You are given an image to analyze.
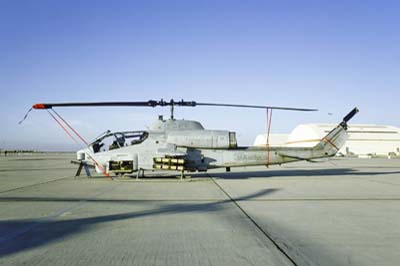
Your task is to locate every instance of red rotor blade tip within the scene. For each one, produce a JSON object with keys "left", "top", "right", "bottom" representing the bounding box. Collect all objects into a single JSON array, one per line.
[{"left": 32, "top": 103, "right": 48, "bottom": 109}]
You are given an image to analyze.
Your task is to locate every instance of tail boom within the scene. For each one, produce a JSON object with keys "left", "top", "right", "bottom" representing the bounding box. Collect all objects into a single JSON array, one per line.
[{"left": 279, "top": 107, "right": 359, "bottom": 161}]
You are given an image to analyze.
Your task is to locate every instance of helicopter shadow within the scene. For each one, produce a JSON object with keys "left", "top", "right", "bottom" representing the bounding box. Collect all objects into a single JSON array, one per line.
[
  {"left": 0, "top": 188, "right": 278, "bottom": 257},
  {"left": 196, "top": 168, "right": 400, "bottom": 179},
  {"left": 87, "top": 167, "right": 400, "bottom": 181}
]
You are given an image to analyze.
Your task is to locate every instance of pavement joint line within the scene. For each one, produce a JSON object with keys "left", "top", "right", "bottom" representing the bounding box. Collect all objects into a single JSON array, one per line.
[
  {"left": 350, "top": 176, "right": 400, "bottom": 186},
  {"left": 240, "top": 198, "right": 400, "bottom": 201},
  {"left": 208, "top": 175, "right": 298, "bottom": 266},
  {"left": 1, "top": 197, "right": 399, "bottom": 203},
  {"left": 0, "top": 167, "right": 74, "bottom": 172},
  {"left": 0, "top": 183, "right": 121, "bottom": 245},
  {"left": 0, "top": 176, "right": 75, "bottom": 194},
  {"left": 0, "top": 198, "right": 226, "bottom": 202}
]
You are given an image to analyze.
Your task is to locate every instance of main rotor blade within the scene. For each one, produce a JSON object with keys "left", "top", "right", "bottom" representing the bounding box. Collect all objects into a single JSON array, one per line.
[
  {"left": 196, "top": 102, "right": 317, "bottom": 112},
  {"left": 32, "top": 101, "right": 159, "bottom": 109},
  {"left": 32, "top": 99, "right": 317, "bottom": 112}
]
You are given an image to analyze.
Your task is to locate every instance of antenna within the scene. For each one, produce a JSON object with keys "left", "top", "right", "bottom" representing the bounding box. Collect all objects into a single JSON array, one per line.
[{"left": 170, "top": 102, "right": 175, "bottom": 120}]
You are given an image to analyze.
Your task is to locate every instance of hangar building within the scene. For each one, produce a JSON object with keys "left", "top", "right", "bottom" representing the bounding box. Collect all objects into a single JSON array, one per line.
[{"left": 253, "top": 124, "right": 400, "bottom": 157}]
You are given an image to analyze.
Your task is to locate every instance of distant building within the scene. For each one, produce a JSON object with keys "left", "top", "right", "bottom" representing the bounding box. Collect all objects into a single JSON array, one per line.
[{"left": 253, "top": 124, "right": 400, "bottom": 157}]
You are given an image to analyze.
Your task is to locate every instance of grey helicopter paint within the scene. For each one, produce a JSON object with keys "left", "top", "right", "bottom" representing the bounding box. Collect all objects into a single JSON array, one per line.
[{"left": 22, "top": 100, "right": 358, "bottom": 176}]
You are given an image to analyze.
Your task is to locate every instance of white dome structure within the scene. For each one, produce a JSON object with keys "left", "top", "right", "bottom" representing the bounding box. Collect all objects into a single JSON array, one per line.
[
  {"left": 253, "top": 124, "right": 400, "bottom": 157},
  {"left": 285, "top": 124, "right": 325, "bottom": 148}
]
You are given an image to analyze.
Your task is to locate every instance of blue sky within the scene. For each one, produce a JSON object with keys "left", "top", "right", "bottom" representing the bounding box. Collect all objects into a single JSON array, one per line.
[{"left": 1, "top": 0, "right": 399, "bottom": 150}]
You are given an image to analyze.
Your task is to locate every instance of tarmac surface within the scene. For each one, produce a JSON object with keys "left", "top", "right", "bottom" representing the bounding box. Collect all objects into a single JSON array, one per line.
[{"left": 0, "top": 153, "right": 399, "bottom": 266}]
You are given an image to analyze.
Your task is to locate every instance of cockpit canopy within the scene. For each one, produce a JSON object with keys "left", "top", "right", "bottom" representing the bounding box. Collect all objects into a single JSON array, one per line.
[{"left": 90, "top": 131, "right": 148, "bottom": 153}]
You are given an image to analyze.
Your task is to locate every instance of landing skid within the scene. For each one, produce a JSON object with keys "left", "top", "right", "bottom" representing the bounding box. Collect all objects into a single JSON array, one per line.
[{"left": 135, "top": 168, "right": 187, "bottom": 180}]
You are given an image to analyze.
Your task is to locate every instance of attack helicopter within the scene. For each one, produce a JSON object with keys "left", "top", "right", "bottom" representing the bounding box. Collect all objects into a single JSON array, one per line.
[{"left": 26, "top": 100, "right": 358, "bottom": 178}]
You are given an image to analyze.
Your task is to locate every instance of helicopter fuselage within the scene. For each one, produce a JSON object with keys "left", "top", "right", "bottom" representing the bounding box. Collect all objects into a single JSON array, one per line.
[{"left": 77, "top": 117, "right": 349, "bottom": 175}]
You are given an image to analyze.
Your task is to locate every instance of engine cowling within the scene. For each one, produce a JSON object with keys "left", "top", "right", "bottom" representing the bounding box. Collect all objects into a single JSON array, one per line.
[{"left": 166, "top": 130, "right": 237, "bottom": 149}]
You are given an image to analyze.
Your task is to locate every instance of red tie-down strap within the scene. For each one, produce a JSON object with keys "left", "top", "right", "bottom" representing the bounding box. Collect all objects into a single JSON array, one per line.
[{"left": 266, "top": 108, "right": 272, "bottom": 167}]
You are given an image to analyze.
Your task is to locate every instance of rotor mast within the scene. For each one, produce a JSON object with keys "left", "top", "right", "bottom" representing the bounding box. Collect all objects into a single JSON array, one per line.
[{"left": 159, "top": 99, "right": 182, "bottom": 120}]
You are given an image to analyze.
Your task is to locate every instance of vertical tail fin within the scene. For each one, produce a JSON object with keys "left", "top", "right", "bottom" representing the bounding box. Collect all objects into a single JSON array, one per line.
[{"left": 314, "top": 107, "right": 359, "bottom": 156}]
